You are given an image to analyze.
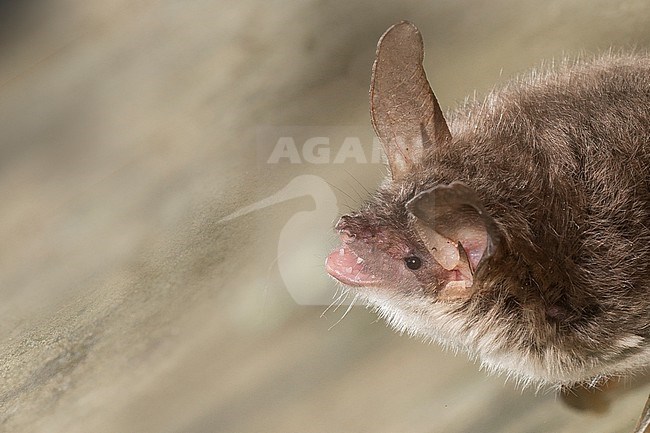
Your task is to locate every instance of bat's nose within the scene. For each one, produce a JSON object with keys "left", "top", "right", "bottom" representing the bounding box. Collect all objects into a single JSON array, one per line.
[
  {"left": 335, "top": 215, "right": 356, "bottom": 243},
  {"left": 335, "top": 213, "right": 378, "bottom": 243},
  {"left": 334, "top": 215, "right": 351, "bottom": 231}
]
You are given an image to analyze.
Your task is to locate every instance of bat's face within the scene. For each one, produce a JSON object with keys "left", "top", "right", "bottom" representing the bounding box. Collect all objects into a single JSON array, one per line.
[
  {"left": 326, "top": 204, "right": 438, "bottom": 335},
  {"left": 326, "top": 181, "right": 492, "bottom": 290},
  {"left": 326, "top": 212, "right": 423, "bottom": 291},
  {"left": 325, "top": 201, "right": 459, "bottom": 339},
  {"left": 325, "top": 174, "right": 498, "bottom": 337}
]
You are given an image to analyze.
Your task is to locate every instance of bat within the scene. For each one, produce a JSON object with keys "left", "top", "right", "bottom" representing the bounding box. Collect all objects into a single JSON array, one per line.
[{"left": 326, "top": 21, "right": 650, "bottom": 432}]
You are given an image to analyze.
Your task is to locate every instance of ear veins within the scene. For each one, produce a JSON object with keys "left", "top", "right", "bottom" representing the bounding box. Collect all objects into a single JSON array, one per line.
[{"left": 369, "top": 20, "right": 451, "bottom": 180}]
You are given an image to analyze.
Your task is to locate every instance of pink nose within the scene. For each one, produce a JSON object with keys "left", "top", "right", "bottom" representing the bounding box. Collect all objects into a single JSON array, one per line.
[
  {"left": 335, "top": 214, "right": 378, "bottom": 243},
  {"left": 334, "top": 215, "right": 352, "bottom": 232},
  {"left": 334, "top": 215, "right": 357, "bottom": 243}
]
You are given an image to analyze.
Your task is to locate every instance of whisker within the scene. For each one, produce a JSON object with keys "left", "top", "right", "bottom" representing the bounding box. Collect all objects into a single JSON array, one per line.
[
  {"left": 344, "top": 180, "right": 364, "bottom": 203},
  {"left": 321, "top": 287, "right": 347, "bottom": 318},
  {"left": 328, "top": 294, "right": 359, "bottom": 330},
  {"left": 344, "top": 168, "right": 372, "bottom": 196},
  {"left": 325, "top": 181, "right": 358, "bottom": 206},
  {"left": 331, "top": 289, "right": 350, "bottom": 313}
]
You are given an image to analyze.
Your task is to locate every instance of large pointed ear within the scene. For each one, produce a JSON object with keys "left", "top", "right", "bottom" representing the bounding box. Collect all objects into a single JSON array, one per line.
[
  {"left": 406, "top": 182, "right": 499, "bottom": 301},
  {"left": 370, "top": 21, "right": 451, "bottom": 180}
]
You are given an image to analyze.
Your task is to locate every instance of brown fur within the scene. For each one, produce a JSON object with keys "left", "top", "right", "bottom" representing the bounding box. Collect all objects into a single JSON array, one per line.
[
  {"left": 402, "top": 53, "right": 647, "bottom": 382},
  {"left": 329, "top": 39, "right": 650, "bottom": 387}
]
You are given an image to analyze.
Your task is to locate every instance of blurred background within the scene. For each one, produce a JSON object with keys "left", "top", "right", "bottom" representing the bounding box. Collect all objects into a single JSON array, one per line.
[{"left": 0, "top": 0, "right": 649, "bottom": 432}]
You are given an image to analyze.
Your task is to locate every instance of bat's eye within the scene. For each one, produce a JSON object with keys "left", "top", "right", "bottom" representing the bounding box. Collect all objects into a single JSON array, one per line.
[{"left": 404, "top": 256, "right": 422, "bottom": 270}]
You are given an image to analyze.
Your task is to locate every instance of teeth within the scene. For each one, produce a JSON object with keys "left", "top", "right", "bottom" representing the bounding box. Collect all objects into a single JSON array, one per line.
[{"left": 356, "top": 257, "right": 364, "bottom": 264}]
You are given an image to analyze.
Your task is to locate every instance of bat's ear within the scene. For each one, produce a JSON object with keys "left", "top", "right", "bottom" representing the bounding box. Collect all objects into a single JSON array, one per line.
[
  {"left": 370, "top": 21, "right": 451, "bottom": 180},
  {"left": 406, "top": 182, "right": 499, "bottom": 301}
]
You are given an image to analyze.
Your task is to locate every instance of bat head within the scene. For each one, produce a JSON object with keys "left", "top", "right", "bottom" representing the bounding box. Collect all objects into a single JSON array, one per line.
[{"left": 326, "top": 21, "right": 500, "bottom": 334}]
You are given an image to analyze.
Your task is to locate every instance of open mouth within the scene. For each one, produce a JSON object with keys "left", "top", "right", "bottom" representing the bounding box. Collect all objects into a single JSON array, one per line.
[{"left": 325, "top": 244, "right": 381, "bottom": 287}]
